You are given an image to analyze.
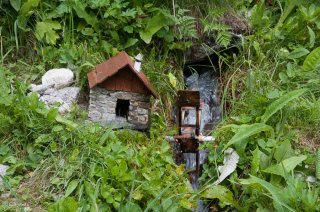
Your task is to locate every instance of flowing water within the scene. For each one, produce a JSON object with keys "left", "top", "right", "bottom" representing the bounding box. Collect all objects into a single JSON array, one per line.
[{"left": 182, "top": 67, "right": 220, "bottom": 211}]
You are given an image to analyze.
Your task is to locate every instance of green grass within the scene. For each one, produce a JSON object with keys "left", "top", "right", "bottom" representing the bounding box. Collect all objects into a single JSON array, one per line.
[{"left": 1, "top": 0, "right": 320, "bottom": 211}]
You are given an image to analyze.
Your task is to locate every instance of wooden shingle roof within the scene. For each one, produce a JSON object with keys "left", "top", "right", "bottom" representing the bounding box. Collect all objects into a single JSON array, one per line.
[{"left": 87, "top": 51, "right": 157, "bottom": 98}]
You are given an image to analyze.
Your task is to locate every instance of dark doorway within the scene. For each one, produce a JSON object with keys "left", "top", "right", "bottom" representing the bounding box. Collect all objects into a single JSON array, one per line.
[{"left": 116, "top": 99, "right": 129, "bottom": 118}]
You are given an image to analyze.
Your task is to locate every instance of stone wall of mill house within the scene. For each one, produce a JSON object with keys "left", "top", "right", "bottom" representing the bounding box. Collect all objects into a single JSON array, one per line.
[{"left": 88, "top": 87, "right": 150, "bottom": 129}]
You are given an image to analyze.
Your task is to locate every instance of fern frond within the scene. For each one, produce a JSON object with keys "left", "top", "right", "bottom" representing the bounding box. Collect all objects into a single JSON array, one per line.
[
  {"left": 175, "top": 8, "right": 198, "bottom": 40},
  {"left": 208, "top": 7, "right": 227, "bottom": 19},
  {"left": 203, "top": 21, "right": 230, "bottom": 33},
  {"left": 216, "top": 31, "right": 232, "bottom": 47}
]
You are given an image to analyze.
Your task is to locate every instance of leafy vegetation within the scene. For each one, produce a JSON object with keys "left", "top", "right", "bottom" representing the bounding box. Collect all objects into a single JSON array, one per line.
[
  {"left": 0, "top": 68, "right": 194, "bottom": 210},
  {"left": 1, "top": 0, "right": 320, "bottom": 211},
  {"left": 200, "top": 0, "right": 320, "bottom": 210}
]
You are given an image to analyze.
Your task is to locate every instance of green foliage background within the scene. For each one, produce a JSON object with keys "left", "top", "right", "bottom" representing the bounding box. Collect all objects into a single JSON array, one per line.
[{"left": 1, "top": 0, "right": 320, "bottom": 211}]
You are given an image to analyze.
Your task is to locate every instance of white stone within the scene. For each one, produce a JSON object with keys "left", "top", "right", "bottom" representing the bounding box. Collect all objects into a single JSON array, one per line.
[
  {"left": 0, "top": 164, "right": 9, "bottom": 184},
  {"left": 306, "top": 176, "right": 317, "bottom": 183},
  {"left": 42, "top": 68, "right": 74, "bottom": 89}
]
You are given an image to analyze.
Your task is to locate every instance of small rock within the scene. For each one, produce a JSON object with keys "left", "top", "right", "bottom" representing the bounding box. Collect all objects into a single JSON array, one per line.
[
  {"left": 42, "top": 68, "right": 74, "bottom": 89},
  {"left": 1, "top": 193, "right": 10, "bottom": 198},
  {"left": 306, "top": 175, "right": 317, "bottom": 183},
  {"left": 40, "top": 95, "right": 64, "bottom": 105},
  {"left": 40, "top": 87, "right": 80, "bottom": 113},
  {"left": 30, "top": 83, "right": 54, "bottom": 93},
  {"left": 44, "top": 88, "right": 57, "bottom": 95},
  {"left": 0, "top": 164, "right": 9, "bottom": 183}
]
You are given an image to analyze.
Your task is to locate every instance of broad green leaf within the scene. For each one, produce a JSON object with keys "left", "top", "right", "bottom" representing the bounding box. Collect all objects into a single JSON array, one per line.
[
  {"left": 168, "top": 73, "right": 177, "bottom": 88},
  {"left": 279, "top": 72, "right": 289, "bottom": 83},
  {"left": 110, "top": 31, "right": 120, "bottom": 43},
  {"left": 124, "top": 26, "right": 133, "bottom": 33},
  {"left": 16, "top": 15, "right": 28, "bottom": 30},
  {"left": 64, "top": 180, "right": 79, "bottom": 197},
  {"left": 287, "top": 48, "right": 309, "bottom": 59},
  {"left": 224, "top": 123, "right": 274, "bottom": 149},
  {"left": 84, "top": 181, "right": 96, "bottom": 204},
  {"left": 47, "top": 108, "right": 58, "bottom": 122},
  {"left": 139, "top": 12, "right": 174, "bottom": 44},
  {"left": 179, "top": 199, "right": 194, "bottom": 210},
  {"left": 121, "top": 8, "right": 137, "bottom": 18},
  {"left": 48, "top": 3, "right": 70, "bottom": 18},
  {"left": 240, "top": 175, "right": 294, "bottom": 211},
  {"left": 55, "top": 115, "right": 78, "bottom": 130},
  {"left": 81, "top": 28, "right": 95, "bottom": 36},
  {"left": 266, "top": 89, "right": 282, "bottom": 99},
  {"left": 69, "top": 148, "right": 79, "bottom": 161},
  {"left": 19, "top": 0, "right": 40, "bottom": 15},
  {"left": 201, "top": 185, "right": 239, "bottom": 208},
  {"left": 0, "top": 69, "right": 13, "bottom": 106},
  {"left": 132, "top": 190, "right": 143, "bottom": 200},
  {"left": 274, "top": 140, "right": 294, "bottom": 162},
  {"left": 261, "top": 89, "right": 307, "bottom": 123},
  {"left": 251, "top": 147, "right": 260, "bottom": 175},
  {"left": 50, "top": 142, "right": 57, "bottom": 152},
  {"left": 35, "top": 21, "right": 61, "bottom": 44},
  {"left": 263, "top": 155, "right": 307, "bottom": 177},
  {"left": 72, "top": 2, "right": 97, "bottom": 27},
  {"left": 250, "top": 1, "right": 266, "bottom": 27},
  {"left": 120, "top": 202, "right": 142, "bottom": 212},
  {"left": 253, "top": 41, "right": 262, "bottom": 57},
  {"left": 308, "top": 26, "right": 315, "bottom": 48},
  {"left": 48, "top": 197, "right": 78, "bottom": 212},
  {"left": 260, "top": 150, "right": 271, "bottom": 170},
  {"left": 277, "top": 0, "right": 299, "bottom": 26},
  {"left": 286, "top": 63, "right": 295, "bottom": 78},
  {"left": 303, "top": 47, "right": 320, "bottom": 71},
  {"left": 10, "top": 0, "right": 21, "bottom": 11},
  {"left": 123, "top": 38, "right": 138, "bottom": 49}
]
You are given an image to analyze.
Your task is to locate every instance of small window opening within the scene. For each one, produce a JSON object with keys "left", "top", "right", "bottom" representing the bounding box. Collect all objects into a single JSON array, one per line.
[{"left": 116, "top": 99, "right": 130, "bottom": 118}]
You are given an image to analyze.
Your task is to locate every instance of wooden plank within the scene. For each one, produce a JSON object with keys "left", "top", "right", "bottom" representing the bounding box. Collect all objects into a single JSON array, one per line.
[
  {"left": 177, "top": 90, "right": 200, "bottom": 107},
  {"left": 178, "top": 107, "right": 182, "bottom": 134},
  {"left": 180, "top": 124, "right": 197, "bottom": 128},
  {"left": 102, "top": 78, "right": 116, "bottom": 90},
  {"left": 100, "top": 67, "right": 149, "bottom": 94},
  {"left": 179, "top": 138, "right": 199, "bottom": 153}
]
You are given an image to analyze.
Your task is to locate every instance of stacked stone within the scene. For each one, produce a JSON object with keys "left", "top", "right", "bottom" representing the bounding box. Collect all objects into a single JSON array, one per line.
[
  {"left": 88, "top": 87, "right": 150, "bottom": 129},
  {"left": 30, "top": 68, "right": 80, "bottom": 113}
]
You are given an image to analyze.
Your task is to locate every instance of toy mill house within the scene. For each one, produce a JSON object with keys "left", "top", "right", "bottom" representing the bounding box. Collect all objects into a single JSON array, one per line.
[{"left": 87, "top": 51, "right": 157, "bottom": 130}]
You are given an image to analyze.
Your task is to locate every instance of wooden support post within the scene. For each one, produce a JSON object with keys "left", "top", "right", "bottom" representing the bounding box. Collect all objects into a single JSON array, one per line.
[
  {"left": 195, "top": 107, "right": 200, "bottom": 136},
  {"left": 196, "top": 150, "right": 200, "bottom": 176},
  {"left": 178, "top": 107, "right": 182, "bottom": 135}
]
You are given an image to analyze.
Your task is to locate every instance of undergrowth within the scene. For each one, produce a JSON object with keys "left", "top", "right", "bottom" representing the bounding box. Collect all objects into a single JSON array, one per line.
[
  {"left": 199, "top": 0, "right": 320, "bottom": 210},
  {"left": 0, "top": 67, "right": 194, "bottom": 210},
  {"left": 1, "top": 0, "right": 320, "bottom": 211}
]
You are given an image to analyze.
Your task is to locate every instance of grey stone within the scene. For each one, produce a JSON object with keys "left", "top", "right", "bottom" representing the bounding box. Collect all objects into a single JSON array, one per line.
[
  {"left": 30, "top": 83, "right": 54, "bottom": 94},
  {"left": 185, "top": 71, "right": 220, "bottom": 132},
  {"left": 88, "top": 87, "right": 151, "bottom": 129},
  {"left": 0, "top": 164, "right": 9, "bottom": 184},
  {"left": 138, "top": 101, "right": 150, "bottom": 109},
  {"left": 30, "top": 69, "right": 79, "bottom": 114},
  {"left": 40, "top": 87, "right": 80, "bottom": 113}
]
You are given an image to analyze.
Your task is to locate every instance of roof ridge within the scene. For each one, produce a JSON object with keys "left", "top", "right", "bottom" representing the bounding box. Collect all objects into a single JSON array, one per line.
[{"left": 87, "top": 51, "right": 157, "bottom": 98}]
